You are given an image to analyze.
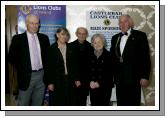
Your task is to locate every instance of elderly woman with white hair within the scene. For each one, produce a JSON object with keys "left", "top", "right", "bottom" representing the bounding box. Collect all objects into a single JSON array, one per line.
[{"left": 89, "top": 34, "right": 114, "bottom": 106}]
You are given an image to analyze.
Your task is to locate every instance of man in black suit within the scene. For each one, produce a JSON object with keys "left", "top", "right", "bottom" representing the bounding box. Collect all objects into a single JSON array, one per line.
[
  {"left": 110, "top": 14, "right": 151, "bottom": 106},
  {"left": 8, "top": 14, "right": 50, "bottom": 105},
  {"left": 70, "top": 27, "right": 93, "bottom": 105}
]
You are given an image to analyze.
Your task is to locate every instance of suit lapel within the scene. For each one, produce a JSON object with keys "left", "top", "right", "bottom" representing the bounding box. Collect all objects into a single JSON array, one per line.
[
  {"left": 115, "top": 35, "right": 122, "bottom": 58},
  {"left": 66, "top": 44, "right": 71, "bottom": 72},
  {"left": 23, "top": 32, "right": 32, "bottom": 70},
  {"left": 122, "top": 30, "right": 135, "bottom": 58}
]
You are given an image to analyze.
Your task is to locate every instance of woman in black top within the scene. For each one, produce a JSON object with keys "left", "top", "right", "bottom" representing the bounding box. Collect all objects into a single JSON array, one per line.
[
  {"left": 89, "top": 34, "right": 114, "bottom": 106},
  {"left": 46, "top": 28, "right": 78, "bottom": 105}
]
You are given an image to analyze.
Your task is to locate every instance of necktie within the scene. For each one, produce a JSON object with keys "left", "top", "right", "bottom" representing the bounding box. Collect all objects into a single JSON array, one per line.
[
  {"left": 122, "top": 32, "right": 128, "bottom": 36},
  {"left": 31, "top": 34, "right": 41, "bottom": 70}
]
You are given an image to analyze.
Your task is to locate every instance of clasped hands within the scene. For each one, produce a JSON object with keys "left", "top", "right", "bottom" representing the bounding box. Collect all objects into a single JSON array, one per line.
[
  {"left": 75, "top": 81, "right": 100, "bottom": 89},
  {"left": 90, "top": 81, "right": 100, "bottom": 89}
]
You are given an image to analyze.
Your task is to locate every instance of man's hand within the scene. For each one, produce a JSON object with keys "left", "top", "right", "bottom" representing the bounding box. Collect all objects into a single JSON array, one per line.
[
  {"left": 48, "top": 84, "right": 54, "bottom": 91},
  {"left": 140, "top": 78, "right": 149, "bottom": 87},
  {"left": 75, "top": 81, "right": 81, "bottom": 87}
]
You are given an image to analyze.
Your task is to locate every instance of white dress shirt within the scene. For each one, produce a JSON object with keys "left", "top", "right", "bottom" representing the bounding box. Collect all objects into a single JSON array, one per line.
[{"left": 120, "top": 28, "right": 131, "bottom": 55}]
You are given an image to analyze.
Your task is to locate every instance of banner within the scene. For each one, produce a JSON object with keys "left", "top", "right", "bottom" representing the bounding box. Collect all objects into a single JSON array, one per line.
[
  {"left": 86, "top": 10, "right": 122, "bottom": 51},
  {"left": 17, "top": 5, "right": 66, "bottom": 44}
]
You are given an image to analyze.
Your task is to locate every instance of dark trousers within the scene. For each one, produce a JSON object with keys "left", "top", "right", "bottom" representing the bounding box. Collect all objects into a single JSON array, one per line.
[
  {"left": 90, "top": 87, "right": 111, "bottom": 106},
  {"left": 116, "top": 84, "right": 141, "bottom": 106},
  {"left": 49, "top": 75, "right": 77, "bottom": 106},
  {"left": 76, "top": 87, "right": 89, "bottom": 106}
]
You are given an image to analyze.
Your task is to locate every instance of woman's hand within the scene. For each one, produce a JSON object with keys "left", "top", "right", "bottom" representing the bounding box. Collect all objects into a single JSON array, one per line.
[{"left": 90, "top": 81, "right": 100, "bottom": 89}]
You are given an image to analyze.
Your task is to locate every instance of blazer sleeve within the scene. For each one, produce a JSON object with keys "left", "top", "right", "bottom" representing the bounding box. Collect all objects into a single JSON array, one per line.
[
  {"left": 137, "top": 32, "right": 151, "bottom": 80},
  {"left": 70, "top": 44, "right": 79, "bottom": 81},
  {"left": 8, "top": 35, "right": 19, "bottom": 67},
  {"left": 110, "top": 35, "right": 119, "bottom": 76},
  {"left": 45, "top": 45, "right": 56, "bottom": 85},
  {"left": 103, "top": 52, "right": 114, "bottom": 88}
]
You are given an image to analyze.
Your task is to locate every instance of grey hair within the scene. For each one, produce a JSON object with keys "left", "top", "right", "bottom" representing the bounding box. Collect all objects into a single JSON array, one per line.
[
  {"left": 119, "top": 14, "right": 134, "bottom": 28},
  {"left": 76, "top": 27, "right": 88, "bottom": 35},
  {"left": 91, "top": 33, "right": 106, "bottom": 46},
  {"left": 25, "top": 14, "right": 40, "bottom": 24}
]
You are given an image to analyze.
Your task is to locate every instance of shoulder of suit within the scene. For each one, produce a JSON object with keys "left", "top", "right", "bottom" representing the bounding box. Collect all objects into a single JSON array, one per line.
[
  {"left": 70, "top": 39, "right": 78, "bottom": 44},
  {"left": 103, "top": 48, "right": 110, "bottom": 54},
  {"left": 15, "top": 32, "right": 26, "bottom": 37},
  {"left": 37, "top": 33, "right": 49, "bottom": 38},
  {"left": 111, "top": 33, "right": 120, "bottom": 43},
  {"left": 85, "top": 40, "right": 91, "bottom": 44},
  {"left": 67, "top": 42, "right": 75, "bottom": 49},
  {"left": 12, "top": 34, "right": 20, "bottom": 39},
  {"left": 69, "top": 40, "right": 78, "bottom": 47},
  {"left": 50, "top": 42, "right": 58, "bottom": 49},
  {"left": 112, "top": 33, "right": 120, "bottom": 38},
  {"left": 132, "top": 29, "right": 146, "bottom": 35},
  {"left": 12, "top": 32, "right": 26, "bottom": 42},
  {"left": 69, "top": 40, "right": 77, "bottom": 48}
]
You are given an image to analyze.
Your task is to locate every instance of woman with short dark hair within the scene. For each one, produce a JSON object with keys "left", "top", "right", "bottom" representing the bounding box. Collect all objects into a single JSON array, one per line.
[{"left": 46, "top": 27, "right": 78, "bottom": 106}]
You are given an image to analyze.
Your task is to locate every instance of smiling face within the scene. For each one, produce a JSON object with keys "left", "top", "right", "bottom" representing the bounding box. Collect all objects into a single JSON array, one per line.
[
  {"left": 119, "top": 15, "right": 131, "bottom": 33},
  {"left": 57, "top": 30, "right": 69, "bottom": 44},
  {"left": 92, "top": 37, "right": 104, "bottom": 51}
]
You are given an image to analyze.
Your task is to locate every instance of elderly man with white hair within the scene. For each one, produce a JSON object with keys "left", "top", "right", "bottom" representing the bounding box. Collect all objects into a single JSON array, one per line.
[
  {"left": 110, "top": 14, "right": 151, "bottom": 106},
  {"left": 8, "top": 14, "right": 50, "bottom": 106}
]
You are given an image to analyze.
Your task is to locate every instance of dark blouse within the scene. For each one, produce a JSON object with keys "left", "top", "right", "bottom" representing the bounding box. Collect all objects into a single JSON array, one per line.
[{"left": 89, "top": 48, "right": 114, "bottom": 89}]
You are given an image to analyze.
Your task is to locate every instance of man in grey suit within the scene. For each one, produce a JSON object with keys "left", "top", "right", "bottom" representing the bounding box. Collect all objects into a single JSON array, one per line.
[{"left": 8, "top": 14, "right": 50, "bottom": 105}]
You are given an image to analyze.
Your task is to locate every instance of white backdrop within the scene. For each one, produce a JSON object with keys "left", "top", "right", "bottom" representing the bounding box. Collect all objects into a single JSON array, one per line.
[
  {"left": 66, "top": 5, "right": 120, "bottom": 102},
  {"left": 66, "top": 5, "right": 147, "bottom": 104}
]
